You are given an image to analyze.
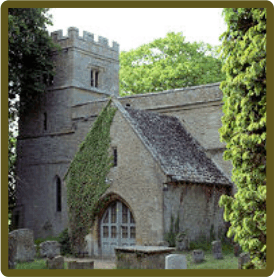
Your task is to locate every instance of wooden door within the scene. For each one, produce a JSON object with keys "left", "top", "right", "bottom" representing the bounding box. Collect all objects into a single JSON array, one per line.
[{"left": 100, "top": 201, "right": 136, "bottom": 256}]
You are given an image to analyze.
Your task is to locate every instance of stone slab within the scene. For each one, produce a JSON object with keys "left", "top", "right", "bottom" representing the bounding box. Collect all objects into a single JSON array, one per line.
[
  {"left": 9, "top": 229, "right": 35, "bottom": 262},
  {"left": 67, "top": 260, "right": 94, "bottom": 269},
  {"left": 40, "top": 240, "right": 61, "bottom": 258},
  {"left": 47, "top": 255, "right": 64, "bottom": 269},
  {"left": 165, "top": 254, "right": 187, "bottom": 269}
]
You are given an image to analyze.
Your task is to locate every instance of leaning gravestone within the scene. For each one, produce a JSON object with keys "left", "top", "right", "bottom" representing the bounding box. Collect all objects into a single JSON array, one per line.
[
  {"left": 165, "top": 254, "right": 187, "bottom": 269},
  {"left": 9, "top": 229, "right": 35, "bottom": 262},
  {"left": 8, "top": 233, "right": 17, "bottom": 269},
  {"left": 238, "top": 253, "right": 250, "bottom": 269},
  {"left": 47, "top": 255, "right": 64, "bottom": 269},
  {"left": 192, "top": 250, "right": 204, "bottom": 263},
  {"left": 212, "top": 240, "right": 223, "bottom": 259},
  {"left": 40, "top": 241, "right": 61, "bottom": 258}
]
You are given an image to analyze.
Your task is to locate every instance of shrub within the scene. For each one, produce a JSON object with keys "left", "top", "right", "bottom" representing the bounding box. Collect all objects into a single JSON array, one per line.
[{"left": 57, "top": 228, "right": 72, "bottom": 256}]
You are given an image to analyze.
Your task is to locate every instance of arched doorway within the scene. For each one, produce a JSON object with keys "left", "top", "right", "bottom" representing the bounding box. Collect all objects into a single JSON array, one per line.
[{"left": 100, "top": 200, "right": 136, "bottom": 256}]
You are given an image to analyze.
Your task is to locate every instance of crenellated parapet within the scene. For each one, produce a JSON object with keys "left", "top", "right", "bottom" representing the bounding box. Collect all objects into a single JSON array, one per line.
[{"left": 51, "top": 27, "right": 119, "bottom": 59}]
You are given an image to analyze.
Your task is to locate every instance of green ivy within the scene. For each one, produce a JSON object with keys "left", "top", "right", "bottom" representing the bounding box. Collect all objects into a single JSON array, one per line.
[
  {"left": 65, "top": 99, "right": 117, "bottom": 252},
  {"left": 218, "top": 8, "right": 266, "bottom": 269}
]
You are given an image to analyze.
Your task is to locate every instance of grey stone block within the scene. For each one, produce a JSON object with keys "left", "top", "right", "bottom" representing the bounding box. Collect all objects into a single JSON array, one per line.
[
  {"left": 192, "top": 249, "right": 204, "bottom": 263},
  {"left": 47, "top": 255, "right": 64, "bottom": 269},
  {"left": 165, "top": 254, "right": 187, "bottom": 269},
  {"left": 9, "top": 229, "right": 35, "bottom": 262},
  {"left": 238, "top": 252, "right": 250, "bottom": 269},
  {"left": 40, "top": 241, "right": 60, "bottom": 258},
  {"left": 67, "top": 260, "right": 94, "bottom": 269}
]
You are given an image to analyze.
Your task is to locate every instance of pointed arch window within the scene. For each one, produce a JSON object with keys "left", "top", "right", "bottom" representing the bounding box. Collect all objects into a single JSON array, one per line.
[{"left": 56, "top": 176, "right": 62, "bottom": 212}]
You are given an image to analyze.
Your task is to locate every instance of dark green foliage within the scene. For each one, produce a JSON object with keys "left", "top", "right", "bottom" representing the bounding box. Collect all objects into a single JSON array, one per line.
[
  {"left": 119, "top": 32, "right": 225, "bottom": 95},
  {"left": 218, "top": 8, "right": 266, "bottom": 269},
  {"left": 65, "top": 100, "right": 117, "bottom": 252},
  {"left": 8, "top": 8, "right": 58, "bottom": 112},
  {"left": 57, "top": 228, "right": 72, "bottom": 256},
  {"left": 8, "top": 8, "right": 58, "bottom": 226}
]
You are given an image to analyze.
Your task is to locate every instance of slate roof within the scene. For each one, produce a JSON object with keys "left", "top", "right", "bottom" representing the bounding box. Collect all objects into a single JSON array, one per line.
[{"left": 124, "top": 108, "right": 231, "bottom": 186}]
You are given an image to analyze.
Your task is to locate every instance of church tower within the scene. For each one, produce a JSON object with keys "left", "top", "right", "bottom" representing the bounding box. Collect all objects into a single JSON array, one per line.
[{"left": 14, "top": 27, "right": 119, "bottom": 238}]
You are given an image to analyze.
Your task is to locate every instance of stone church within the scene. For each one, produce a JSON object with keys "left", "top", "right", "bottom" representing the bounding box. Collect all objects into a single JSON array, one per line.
[{"left": 14, "top": 27, "right": 233, "bottom": 257}]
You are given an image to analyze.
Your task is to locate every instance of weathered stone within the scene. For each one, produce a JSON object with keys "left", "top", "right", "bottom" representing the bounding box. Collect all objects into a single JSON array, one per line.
[
  {"left": 176, "top": 233, "right": 190, "bottom": 251},
  {"left": 212, "top": 240, "right": 223, "bottom": 259},
  {"left": 165, "top": 254, "right": 187, "bottom": 269},
  {"left": 192, "top": 249, "right": 204, "bottom": 263},
  {"left": 40, "top": 241, "right": 60, "bottom": 258},
  {"left": 238, "top": 252, "right": 250, "bottom": 269},
  {"left": 115, "top": 246, "right": 175, "bottom": 269},
  {"left": 8, "top": 233, "right": 17, "bottom": 269},
  {"left": 47, "top": 255, "right": 64, "bottom": 269},
  {"left": 9, "top": 229, "right": 35, "bottom": 262},
  {"left": 67, "top": 260, "right": 94, "bottom": 269}
]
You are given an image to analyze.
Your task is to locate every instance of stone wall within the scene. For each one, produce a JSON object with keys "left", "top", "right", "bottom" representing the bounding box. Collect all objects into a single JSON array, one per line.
[
  {"left": 86, "top": 108, "right": 166, "bottom": 255},
  {"left": 163, "top": 182, "right": 231, "bottom": 242}
]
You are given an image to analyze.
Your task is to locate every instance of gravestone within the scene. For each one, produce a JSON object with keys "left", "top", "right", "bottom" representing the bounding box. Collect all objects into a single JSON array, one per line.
[
  {"left": 8, "top": 233, "right": 17, "bottom": 269},
  {"left": 165, "top": 254, "right": 187, "bottom": 269},
  {"left": 192, "top": 249, "right": 204, "bottom": 263},
  {"left": 40, "top": 241, "right": 61, "bottom": 258},
  {"left": 47, "top": 255, "right": 64, "bottom": 269},
  {"left": 9, "top": 229, "right": 35, "bottom": 262},
  {"left": 238, "top": 253, "right": 250, "bottom": 269},
  {"left": 176, "top": 233, "right": 190, "bottom": 251},
  {"left": 67, "top": 260, "right": 94, "bottom": 269},
  {"left": 212, "top": 240, "right": 223, "bottom": 259}
]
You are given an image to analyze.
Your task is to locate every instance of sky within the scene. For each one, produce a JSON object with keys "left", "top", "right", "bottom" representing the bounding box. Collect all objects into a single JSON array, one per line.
[{"left": 47, "top": 8, "right": 227, "bottom": 52}]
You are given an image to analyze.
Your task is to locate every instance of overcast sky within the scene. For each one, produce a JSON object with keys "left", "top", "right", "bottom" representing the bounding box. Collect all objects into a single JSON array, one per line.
[{"left": 47, "top": 8, "right": 227, "bottom": 52}]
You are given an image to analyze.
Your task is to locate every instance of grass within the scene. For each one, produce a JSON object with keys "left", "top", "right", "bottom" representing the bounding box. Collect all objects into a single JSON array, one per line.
[
  {"left": 16, "top": 259, "right": 70, "bottom": 269},
  {"left": 182, "top": 250, "right": 238, "bottom": 269},
  {"left": 15, "top": 243, "right": 238, "bottom": 269},
  {"left": 15, "top": 259, "right": 48, "bottom": 269}
]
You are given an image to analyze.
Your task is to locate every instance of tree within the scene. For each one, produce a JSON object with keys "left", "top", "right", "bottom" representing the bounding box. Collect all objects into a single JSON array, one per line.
[
  {"left": 119, "top": 32, "right": 225, "bottom": 95},
  {"left": 218, "top": 8, "right": 266, "bottom": 269},
  {"left": 8, "top": 8, "right": 57, "bottom": 223}
]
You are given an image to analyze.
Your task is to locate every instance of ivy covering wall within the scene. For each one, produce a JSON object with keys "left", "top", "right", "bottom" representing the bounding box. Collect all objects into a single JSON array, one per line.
[{"left": 65, "top": 99, "right": 117, "bottom": 252}]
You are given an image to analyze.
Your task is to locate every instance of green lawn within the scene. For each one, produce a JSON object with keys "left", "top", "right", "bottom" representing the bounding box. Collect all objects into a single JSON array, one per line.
[
  {"left": 184, "top": 251, "right": 238, "bottom": 269},
  {"left": 15, "top": 251, "right": 238, "bottom": 269}
]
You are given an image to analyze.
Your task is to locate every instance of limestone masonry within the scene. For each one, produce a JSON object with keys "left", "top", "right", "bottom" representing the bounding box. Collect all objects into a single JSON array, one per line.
[{"left": 15, "top": 27, "right": 233, "bottom": 257}]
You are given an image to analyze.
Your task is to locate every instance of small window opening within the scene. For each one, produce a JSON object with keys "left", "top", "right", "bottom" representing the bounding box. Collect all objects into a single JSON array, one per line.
[
  {"left": 113, "top": 148, "right": 117, "bottom": 167},
  {"left": 43, "top": 112, "right": 47, "bottom": 131},
  {"left": 125, "top": 103, "right": 131, "bottom": 107},
  {"left": 91, "top": 70, "right": 99, "bottom": 88},
  {"left": 56, "top": 176, "right": 62, "bottom": 212}
]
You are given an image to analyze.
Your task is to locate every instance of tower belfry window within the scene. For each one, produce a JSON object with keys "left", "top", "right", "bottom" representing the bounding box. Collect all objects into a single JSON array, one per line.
[{"left": 91, "top": 70, "right": 99, "bottom": 88}]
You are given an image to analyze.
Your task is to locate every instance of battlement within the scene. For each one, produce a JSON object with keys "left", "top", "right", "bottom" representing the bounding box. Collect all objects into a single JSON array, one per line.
[{"left": 51, "top": 27, "right": 119, "bottom": 56}]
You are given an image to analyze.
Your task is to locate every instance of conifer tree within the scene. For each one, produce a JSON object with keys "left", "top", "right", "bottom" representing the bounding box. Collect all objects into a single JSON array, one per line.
[{"left": 219, "top": 8, "right": 266, "bottom": 269}]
